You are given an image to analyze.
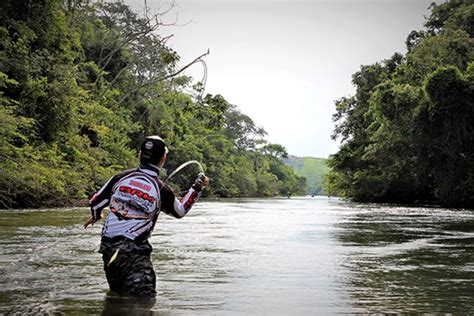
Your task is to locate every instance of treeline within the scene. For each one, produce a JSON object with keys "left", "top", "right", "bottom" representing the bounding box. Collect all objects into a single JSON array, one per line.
[
  {"left": 0, "top": 0, "right": 306, "bottom": 208},
  {"left": 324, "top": 0, "right": 474, "bottom": 208}
]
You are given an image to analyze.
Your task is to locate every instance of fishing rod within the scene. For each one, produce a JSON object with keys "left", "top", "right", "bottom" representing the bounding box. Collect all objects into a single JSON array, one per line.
[{"left": 165, "top": 160, "right": 205, "bottom": 183}]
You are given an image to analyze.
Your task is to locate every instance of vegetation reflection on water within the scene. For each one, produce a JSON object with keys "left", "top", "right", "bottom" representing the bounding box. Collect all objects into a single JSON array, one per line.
[{"left": 0, "top": 198, "right": 473, "bottom": 314}]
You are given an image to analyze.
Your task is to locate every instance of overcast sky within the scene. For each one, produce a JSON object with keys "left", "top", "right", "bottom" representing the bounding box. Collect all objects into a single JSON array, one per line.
[{"left": 128, "top": 0, "right": 438, "bottom": 158}]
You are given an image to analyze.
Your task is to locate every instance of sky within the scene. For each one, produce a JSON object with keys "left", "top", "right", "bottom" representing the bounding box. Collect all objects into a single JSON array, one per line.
[{"left": 127, "top": 0, "right": 437, "bottom": 158}]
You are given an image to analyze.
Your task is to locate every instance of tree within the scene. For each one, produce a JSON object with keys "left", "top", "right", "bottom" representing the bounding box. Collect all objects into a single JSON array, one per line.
[
  {"left": 261, "top": 143, "right": 288, "bottom": 159},
  {"left": 325, "top": 0, "right": 474, "bottom": 208}
]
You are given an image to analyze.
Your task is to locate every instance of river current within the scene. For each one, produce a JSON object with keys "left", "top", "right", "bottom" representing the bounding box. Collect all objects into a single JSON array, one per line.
[{"left": 0, "top": 197, "right": 473, "bottom": 314}]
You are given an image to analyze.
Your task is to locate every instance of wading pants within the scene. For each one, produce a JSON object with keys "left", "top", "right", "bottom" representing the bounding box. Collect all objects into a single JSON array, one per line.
[{"left": 99, "top": 236, "right": 156, "bottom": 297}]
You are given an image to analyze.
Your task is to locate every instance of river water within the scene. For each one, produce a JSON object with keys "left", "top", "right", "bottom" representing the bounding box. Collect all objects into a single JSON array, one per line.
[{"left": 0, "top": 197, "right": 473, "bottom": 315}]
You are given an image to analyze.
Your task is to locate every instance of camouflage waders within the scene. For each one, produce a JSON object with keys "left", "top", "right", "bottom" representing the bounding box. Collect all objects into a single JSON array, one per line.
[{"left": 99, "top": 236, "right": 156, "bottom": 297}]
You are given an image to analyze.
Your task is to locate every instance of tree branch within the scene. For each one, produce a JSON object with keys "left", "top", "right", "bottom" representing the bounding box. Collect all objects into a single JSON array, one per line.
[{"left": 156, "top": 49, "right": 210, "bottom": 82}]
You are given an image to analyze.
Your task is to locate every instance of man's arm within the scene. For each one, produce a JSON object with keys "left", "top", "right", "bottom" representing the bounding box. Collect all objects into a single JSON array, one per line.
[
  {"left": 160, "top": 185, "right": 200, "bottom": 219},
  {"left": 160, "top": 174, "right": 209, "bottom": 219},
  {"left": 88, "top": 175, "right": 117, "bottom": 221}
]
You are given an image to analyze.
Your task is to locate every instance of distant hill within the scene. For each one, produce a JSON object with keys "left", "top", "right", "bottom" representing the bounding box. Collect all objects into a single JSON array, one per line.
[{"left": 282, "top": 156, "right": 330, "bottom": 195}]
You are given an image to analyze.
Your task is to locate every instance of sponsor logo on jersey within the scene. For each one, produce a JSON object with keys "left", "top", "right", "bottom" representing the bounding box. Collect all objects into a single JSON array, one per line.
[{"left": 119, "top": 185, "right": 156, "bottom": 203}]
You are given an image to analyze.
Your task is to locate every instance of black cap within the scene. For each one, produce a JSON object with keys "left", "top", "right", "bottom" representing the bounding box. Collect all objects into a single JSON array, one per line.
[{"left": 140, "top": 135, "right": 168, "bottom": 165}]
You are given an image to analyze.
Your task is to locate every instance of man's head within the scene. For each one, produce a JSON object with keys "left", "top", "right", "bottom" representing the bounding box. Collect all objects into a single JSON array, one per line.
[{"left": 139, "top": 135, "right": 169, "bottom": 167}]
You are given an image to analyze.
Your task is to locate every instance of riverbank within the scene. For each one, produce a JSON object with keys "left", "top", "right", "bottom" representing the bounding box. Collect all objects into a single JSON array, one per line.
[{"left": 0, "top": 194, "right": 315, "bottom": 210}]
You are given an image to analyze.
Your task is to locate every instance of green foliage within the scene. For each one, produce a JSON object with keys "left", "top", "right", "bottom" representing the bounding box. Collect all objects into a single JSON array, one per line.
[
  {"left": 326, "top": 0, "right": 474, "bottom": 208},
  {"left": 0, "top": 1, "right": 304, "bottom": 208},
  {"left": 425, "top": 0, "right": 474, "bottom": 36},
  {"left": 261, "top": 143, "right": 288, "bottom": 159}
]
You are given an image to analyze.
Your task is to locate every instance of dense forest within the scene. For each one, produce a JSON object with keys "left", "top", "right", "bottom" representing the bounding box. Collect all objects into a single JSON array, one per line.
[
  {"left": 283, "top": 156, "right": 329, "bottom": 196},
  {"left": 324, "top": 0, "right": 474, "bottom": 208},
  {"left": 0, "top": 0, "right": 306, "bottom": 208}
]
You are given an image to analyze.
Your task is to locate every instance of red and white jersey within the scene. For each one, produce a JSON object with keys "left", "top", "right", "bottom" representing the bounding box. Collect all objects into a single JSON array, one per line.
[{"left": 89, "top": 164, "right": 201, "bottom": 241}]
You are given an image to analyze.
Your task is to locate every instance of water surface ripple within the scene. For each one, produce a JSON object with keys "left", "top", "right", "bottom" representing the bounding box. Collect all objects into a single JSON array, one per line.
[{"left": 0, "top": 197, "right": 473, "bottom": 314}]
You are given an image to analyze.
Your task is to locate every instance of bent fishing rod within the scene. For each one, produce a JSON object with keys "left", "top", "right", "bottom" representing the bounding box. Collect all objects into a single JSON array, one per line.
[{"left": 165, "top": 160, "right": 205, "bottom": 183}]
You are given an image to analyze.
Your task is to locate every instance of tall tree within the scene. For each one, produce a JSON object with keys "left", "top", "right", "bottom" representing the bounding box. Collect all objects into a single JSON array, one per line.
[{"left": 325, "top": 0, "right": 474, "bottom": 208}]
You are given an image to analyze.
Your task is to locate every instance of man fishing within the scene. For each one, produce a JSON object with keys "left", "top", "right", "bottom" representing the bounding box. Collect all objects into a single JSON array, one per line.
[{"left": 85, "top": 135, "right": 209, "bottom": 297}]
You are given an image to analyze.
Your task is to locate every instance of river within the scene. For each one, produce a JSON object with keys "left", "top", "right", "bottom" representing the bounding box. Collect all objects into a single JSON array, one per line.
[{"left": 0, "top": 197, "right": 473, "bottom": 315}]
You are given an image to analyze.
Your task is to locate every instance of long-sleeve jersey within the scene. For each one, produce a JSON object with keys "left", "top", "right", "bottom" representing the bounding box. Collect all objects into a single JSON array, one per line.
[{"left": 89, "top": 164, "right": 201, "bottom": 241}]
